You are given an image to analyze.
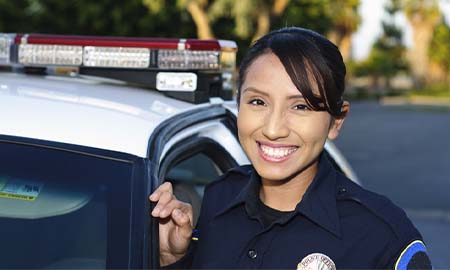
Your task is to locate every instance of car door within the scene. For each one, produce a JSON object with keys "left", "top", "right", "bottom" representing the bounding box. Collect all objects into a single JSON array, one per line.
[
  {"left": 144, "top": 104, "right": 248, "bottom": 268},
  {"left": 0, "top": 135, "right": 147, "bottom": 269}
]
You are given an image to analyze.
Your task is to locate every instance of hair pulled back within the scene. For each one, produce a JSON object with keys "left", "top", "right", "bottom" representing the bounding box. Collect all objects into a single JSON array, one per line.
[{"left": 237, "top": 27, "right": 346, "bottom": 118}]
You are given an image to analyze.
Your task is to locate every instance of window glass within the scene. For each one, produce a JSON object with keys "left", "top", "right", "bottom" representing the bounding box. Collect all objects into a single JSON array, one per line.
[
  {"left": 0, "top": 141, "right": 134, "bottom": 269},
  {"left": 166, "top": 153, "right": 223, "bottom": 226}
]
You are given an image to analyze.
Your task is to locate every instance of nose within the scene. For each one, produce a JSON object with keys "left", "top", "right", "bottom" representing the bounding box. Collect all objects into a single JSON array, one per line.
[{"left": 262, "top": 109, "right": 290, "bottom": 140}]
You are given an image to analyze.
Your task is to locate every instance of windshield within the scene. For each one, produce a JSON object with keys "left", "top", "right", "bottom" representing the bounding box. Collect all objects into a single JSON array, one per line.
[{"left": 0, "top": 140, "right": 135, "bottom": 269}]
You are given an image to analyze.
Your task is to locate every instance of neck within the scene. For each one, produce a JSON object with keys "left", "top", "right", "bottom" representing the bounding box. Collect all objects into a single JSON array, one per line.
[{"left": 259, "top": 160, "right": 319, "bottom": 211}]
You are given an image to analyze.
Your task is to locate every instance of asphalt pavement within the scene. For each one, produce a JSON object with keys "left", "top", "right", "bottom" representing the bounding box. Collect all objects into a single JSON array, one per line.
[{"left": 334, "top": 101, "right": 450, "bottom": 269}]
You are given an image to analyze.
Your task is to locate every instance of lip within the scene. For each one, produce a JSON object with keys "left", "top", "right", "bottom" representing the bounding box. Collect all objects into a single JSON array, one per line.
[
  {"left": 256, "top": 141, "right": 298, "bottom": 163},
  {"left": 257, "top": 141, "right": 298, "bottom": 148}
]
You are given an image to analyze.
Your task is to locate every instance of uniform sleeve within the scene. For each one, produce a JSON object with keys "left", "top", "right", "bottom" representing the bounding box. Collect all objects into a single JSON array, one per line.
[
  {"left": 383, "top": 239, "right": 433, "bottom": 270},
  {"left": 373, "top": 204, "right": 433, "bottom": 270}
]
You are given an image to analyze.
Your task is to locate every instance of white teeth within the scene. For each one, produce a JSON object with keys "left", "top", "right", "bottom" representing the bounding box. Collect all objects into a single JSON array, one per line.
[{"left": 260, "top": 144, "right": 297, "bottom": 158}]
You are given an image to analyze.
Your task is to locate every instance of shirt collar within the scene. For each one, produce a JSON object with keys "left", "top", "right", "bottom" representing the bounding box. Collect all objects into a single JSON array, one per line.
[{"left": 214, "top": 152, "right": 342, "bottom": 238}]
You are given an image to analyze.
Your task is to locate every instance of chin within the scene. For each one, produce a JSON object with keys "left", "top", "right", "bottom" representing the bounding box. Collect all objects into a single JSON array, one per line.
[{"left": 253, "top": 162, "right": 301, "bottom": 182}]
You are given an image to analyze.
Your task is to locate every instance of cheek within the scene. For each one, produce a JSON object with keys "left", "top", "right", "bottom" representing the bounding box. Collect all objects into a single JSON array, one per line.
[
  {"left": 289, "top": 115, "right": 330, "bottom": 143},
  {"left": 237, "top": 107, "right": 264, "bottom": 145}
]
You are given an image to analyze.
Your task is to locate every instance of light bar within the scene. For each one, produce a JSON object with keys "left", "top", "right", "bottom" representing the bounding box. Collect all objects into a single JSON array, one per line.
[
  {"left": 0, "top": 34, "right": 14, "bottom": 64},
  {"left": 1, "top": 34, "right": 231, "bottom": 71},
  {"left": 83, "top": 46, "right": 150, "bottom": 68},
  {"left": 18, "top": 44, "right": 83, "bottom": 66},
  {"left": 157, "top": 50, "right": 220, "bottom": 70}
]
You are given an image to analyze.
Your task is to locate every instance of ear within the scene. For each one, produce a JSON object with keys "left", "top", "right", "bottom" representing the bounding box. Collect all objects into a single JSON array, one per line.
[{"left": 327, "top": 101, "right": 350, "bottom": 140}]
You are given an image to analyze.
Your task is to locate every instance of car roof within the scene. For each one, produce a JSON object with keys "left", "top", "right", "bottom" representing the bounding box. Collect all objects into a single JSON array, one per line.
[{"left": 0, "top": 71, "right": 200, "bottom": 158}]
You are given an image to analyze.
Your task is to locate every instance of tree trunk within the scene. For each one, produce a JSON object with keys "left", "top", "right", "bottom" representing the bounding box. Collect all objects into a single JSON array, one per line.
[
  {"left": 408, "top": 22, "right": 435, "bottom": 87},
  {"left": 339, "top": 33, "right": 352, "bottom": 62},
  {"left": 252, "top": 6, "right": 270, "bottom": 42},
  {"left": 272, "top": 0, "right": 290, "bottom": 16},
  {"left": 327, "top": 30, "right": 352, "bottom": 62},
  {"left": 186, "top": 1, "right": 214, "bottom": 39}
]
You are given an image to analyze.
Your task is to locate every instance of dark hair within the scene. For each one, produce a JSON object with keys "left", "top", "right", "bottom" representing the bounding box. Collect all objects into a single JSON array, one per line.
[{"left": 237, "top": 27, "right": 346, "bottom": 117}]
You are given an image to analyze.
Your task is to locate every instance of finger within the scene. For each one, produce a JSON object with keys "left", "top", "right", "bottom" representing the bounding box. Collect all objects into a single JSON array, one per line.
[
  {"left": 159, "top": 199, "right": 185, "bottom": 218},
  {"left": 149, "top": 182, "right": 173, "bottom": 202},
  {"left": 172, "top": 209, "right": 193, "bottom": 239},
  {"left": 151, "top": 191, "right": 174, "bottom": 216}
]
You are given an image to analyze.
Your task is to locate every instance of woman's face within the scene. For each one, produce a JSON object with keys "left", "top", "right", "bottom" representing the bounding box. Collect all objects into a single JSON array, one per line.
[{"left": 237, "top": 52, "right": 347, "bottom": 182}]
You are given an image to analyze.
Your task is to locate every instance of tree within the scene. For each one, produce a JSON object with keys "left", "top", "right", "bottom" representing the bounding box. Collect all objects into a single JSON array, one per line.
[
  {"left": 402, "top": 0, "right": 441, "bottom": 87},
  {"left": 0, "top": 0, "right": 29, "bottom": 32},
  {"left": 429, "top": 19, "right": 450, "bottom": 90},
  {"left": 326, "top": 0, "right": 361, "bottom": 62},
  {"left": 355, "top": 0, "right": 408, "bottom": 93},
  {"left": 1, "top": 0, "right": 196, "bottom": 38},
  {"left": 144, "top": 0, "right": 290, "bottom": 41}
]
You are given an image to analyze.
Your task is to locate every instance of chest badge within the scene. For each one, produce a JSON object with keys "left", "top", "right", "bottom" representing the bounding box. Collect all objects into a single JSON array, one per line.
[{"left": 297, "top": 253, "right": 336, "bottom": 270}]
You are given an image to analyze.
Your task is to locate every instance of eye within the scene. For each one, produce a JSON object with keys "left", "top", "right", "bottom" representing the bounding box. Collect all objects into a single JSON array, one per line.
[
  {"left": 293, "top": 104, "right": 310, "bottom": 111},
  {"left": 248, "top": 99, "right": 266, "bottom": 106}
]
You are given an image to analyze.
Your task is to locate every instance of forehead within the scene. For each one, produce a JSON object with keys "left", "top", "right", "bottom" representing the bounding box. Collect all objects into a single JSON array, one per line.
[{"left": 242, "top": 53, "right": 300, "bottom": 94}]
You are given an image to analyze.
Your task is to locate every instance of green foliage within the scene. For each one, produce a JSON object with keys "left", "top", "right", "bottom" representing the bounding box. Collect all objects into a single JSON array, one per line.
[
  {"left": 326, "top": 0, "right": 361, "bottom": 32},
  {"left": 354, "top": 0, "right": 407, "bottom": 79},
  {"left": 402, "top": 0, "right": 441, "bottom": 21},
  {"left": 273, "top": 0, "right": 332, "bottom": 35},
  {"left": 429, "top": 20, "right": 450, "bottom": 72},
  {"left": 0, "top": 0, "right": 30, "bottom": 32},
  {"left": 0, "top": 0, "right": 196, "bottom": 38}
]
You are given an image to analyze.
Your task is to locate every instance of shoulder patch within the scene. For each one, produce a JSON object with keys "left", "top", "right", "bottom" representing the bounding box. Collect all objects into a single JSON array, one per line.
[{"left": 395, "top": 240, "right": 432, "bottom": 270}]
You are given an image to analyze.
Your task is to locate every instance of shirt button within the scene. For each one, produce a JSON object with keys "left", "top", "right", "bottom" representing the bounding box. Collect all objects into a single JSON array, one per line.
[
  {"left": 247, "top": 249, "right": 257, "bottom": 259},
  {"left": 338, "top": 187, "right": 347, "bottom": 195}
]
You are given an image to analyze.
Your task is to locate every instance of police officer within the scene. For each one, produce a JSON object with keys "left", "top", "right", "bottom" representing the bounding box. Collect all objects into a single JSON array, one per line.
[{"left": 150, "top": 27, "right": 432, "bottom": 269}]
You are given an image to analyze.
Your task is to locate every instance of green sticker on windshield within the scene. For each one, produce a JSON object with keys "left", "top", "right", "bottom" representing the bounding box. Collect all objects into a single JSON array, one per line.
[{"left": 0, "top": 177, "right": 43, "bottom": 201}]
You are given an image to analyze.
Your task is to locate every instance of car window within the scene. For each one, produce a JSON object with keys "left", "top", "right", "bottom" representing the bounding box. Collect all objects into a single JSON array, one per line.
[
  {"left": 161, "top": 133, "right": 241, "bottom": 227},
  {"left": 0, "top": 140, "right": 135, "bottom": 269},
  {"left": 166, "top": 152, "right": 222, "bottom": 226}
]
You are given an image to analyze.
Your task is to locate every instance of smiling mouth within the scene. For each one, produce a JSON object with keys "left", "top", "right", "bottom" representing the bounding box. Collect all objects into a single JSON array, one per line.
[{"left": 257, "top": 142, "right": 299, "bottom": 161}]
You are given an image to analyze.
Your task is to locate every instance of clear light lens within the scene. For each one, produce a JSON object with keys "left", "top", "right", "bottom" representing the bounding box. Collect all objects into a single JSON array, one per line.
[
  {"left": 158, "top": 50, "right": 220, "bottom": 70},
  {"left": 156, "top": 72, "right": 197, "bottom": 91},
  {"left": 83, "top": 46, "right": 150, "bottom": 68},
  {"left": 0, "top": 34, "right": 14, "bottom": 64},
  {"left": 18, "top": 44, "right": 83, "bottom": 66},
  {"left": 220, "top": 50, "right": 237, "bottom": 91}
]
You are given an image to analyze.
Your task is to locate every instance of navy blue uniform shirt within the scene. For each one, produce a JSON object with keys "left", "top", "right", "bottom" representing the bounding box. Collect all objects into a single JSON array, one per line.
[{"left": 167, "top": 153, "right": 432, "bottom": 269}]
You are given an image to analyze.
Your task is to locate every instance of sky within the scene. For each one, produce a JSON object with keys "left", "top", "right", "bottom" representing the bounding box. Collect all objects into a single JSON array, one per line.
[{"left": 352, "top": 0, "right": 450, "bottom": 60}]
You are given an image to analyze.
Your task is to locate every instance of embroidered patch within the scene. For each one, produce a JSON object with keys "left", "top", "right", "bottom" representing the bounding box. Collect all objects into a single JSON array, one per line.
[
  {"left": 297, "top": 253, "right": 336, "bottom": 270},
  {"left": 395, "top": 240, "right": 432, "bottom": 270}
]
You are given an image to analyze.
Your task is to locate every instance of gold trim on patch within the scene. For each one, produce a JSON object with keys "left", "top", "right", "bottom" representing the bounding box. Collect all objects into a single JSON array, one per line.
[{"left": 297, "top": 253, "right": 336, "bottom": 270}]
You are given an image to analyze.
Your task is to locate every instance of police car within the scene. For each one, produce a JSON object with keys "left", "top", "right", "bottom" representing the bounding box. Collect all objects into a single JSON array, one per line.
[{"left": 0, "top": 33, "right": 358, "bottom": 269}]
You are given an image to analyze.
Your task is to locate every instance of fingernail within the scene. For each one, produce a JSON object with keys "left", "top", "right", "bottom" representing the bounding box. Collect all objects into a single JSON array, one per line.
[
  {"left": 160, "top": 209, "right": 167, "bottom": 216},
  {"left": 173, "top": 209, "right": 181, "bottom": 217},
  {"left": 152, "top": 207, "right": 160, "bottom": 216},
  {"left": 149, "top": 194, "right": 157, "bottom": 200}
]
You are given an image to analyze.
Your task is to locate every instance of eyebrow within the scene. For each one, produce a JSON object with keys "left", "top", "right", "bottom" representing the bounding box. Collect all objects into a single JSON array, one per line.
[{"left": 242, "top": 87, "right": 304, "bottom": 100}]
